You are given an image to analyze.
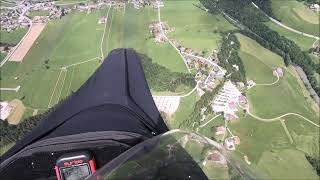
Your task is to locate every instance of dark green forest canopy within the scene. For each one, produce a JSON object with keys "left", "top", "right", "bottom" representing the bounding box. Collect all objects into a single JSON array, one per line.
[{"left": 139, "top": 53, "right": 196, "bottom": 92}]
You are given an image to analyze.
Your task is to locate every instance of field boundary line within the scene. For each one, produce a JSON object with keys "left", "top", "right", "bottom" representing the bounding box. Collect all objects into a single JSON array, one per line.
[
  {"left": 56, "top": 69, "right": 68, "bottom": 104},
  {"left": 48, "top": 70, "right": 63, "bottom": 108},
  {"left": 64, "top": 56, "right": 99, "bottom": 68},
  {"left": 280, "top": 119, "right": 294, "bottom": 144},
  {"left": 105, "top": 7, "right": 115, "bottom": 54},
  {"left": 67, "top": 65, "right": 75, "bottom": 95},
  {"left": 199, "top": 114, "right": 221, "bottom": 128},
  {"left": 100, "top": 6, "right": 111, "bottom": 59}
]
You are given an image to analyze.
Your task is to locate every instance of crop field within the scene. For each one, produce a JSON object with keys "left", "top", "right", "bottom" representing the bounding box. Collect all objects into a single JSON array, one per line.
[
  {"left": 0, "top": 28, "right": 28, "bottom": 45},
  {"left": 266, "top": 21, "right": 315, "bottom": 50},
  {"left": 161, "top": 0, "right": 236, "bottom": 57},
  {"left": 271, "top": 0, "right": 320, "bottom": 36},
  {"left": 29, "top": 10, "right": 50, "bottom": 17},
  {"left": 228, "top": 33, "right": 320, "bottom": 176}
]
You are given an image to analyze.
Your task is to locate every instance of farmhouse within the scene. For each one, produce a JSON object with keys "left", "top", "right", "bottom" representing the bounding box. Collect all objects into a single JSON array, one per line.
[
  {"left": 310, "top": 4, "right": 320, "bottom": 11},
  {"left": 273, "top": 67, "right": 284, "bottom": 77},
  {"left": 215, "top": 126, "right": 226, "bottom": 135},
  {"left": 224, "top": 137, "right": 235, "bottom": 150}
]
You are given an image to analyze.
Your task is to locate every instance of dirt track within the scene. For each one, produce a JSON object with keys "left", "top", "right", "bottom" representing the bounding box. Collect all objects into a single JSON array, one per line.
[{"left": 9, "top": 23, "right": 46, "bottom": 62}]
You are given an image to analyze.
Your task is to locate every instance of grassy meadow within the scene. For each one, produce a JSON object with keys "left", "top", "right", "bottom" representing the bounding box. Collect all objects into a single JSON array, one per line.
[
  {"left": 0, "top": 28, "right": 28, "bottom": 45},
  {"left": 161, "top": 0, "right": 236, "bottom": 56},
  {"left": 271, "top": 0, "right": 319, "bottom": 36},
  {"left": 227, "top": 33, "right": 320, "bottom": 177}
]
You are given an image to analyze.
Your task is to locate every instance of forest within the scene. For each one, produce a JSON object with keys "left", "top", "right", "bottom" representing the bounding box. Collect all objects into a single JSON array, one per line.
[
  {"left": 218, "top": 32, "right": 247, "bottom": 83},
  {"left": 139, "top": 53, "right": 196, "bottom": 92}
]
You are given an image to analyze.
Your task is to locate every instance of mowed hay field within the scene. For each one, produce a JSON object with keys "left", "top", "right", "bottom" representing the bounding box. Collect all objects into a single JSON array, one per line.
[
  {"left": 161, "top": 0, "right": 236, "bottom": 57},
  {"left": 226, "top": 33, "right": 320, "bottom": 178},
  {"left": 271, "top": 0, "right": 320, "bottom": 36}
]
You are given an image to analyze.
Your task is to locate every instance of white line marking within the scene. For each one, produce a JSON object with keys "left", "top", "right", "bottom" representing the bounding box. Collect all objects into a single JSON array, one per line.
[
  {"left": 48, "top": 70, "right": 63, "bottom": 108},
  {"left": 56, "top": 69, "right": 68, "bottom": 104}
]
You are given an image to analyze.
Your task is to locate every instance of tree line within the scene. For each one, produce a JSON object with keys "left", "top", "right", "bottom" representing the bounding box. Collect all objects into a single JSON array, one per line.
[
  {"left": 0, "top": 107, "right": 55, "bottom": 147},
  {"left": 218, "top": 32, "right": 247, "bottom": 83},
  {"left": 179, "top": 81, "right": 224, "bottom": 130},
  {"left": 200, "top": 0, "right": 320, "bottom": 96},
  {"left": 139, "top": 53, "right": 196, "bottom": 92}
]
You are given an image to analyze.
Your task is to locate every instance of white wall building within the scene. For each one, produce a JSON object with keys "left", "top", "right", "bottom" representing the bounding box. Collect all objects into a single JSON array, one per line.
[{"left": 0, "top": 101, "right": 12, "bottom": 120}]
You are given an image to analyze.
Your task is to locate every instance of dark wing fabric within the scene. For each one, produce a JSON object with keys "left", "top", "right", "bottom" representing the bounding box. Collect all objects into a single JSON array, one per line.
[{"left": 1, "top": 48, "right": 168, "bottom": 161}]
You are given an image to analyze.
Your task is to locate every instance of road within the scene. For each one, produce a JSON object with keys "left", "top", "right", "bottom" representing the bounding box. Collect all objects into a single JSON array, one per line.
[
  {"left": 156, "top": 0, "right": 191, "bottom": 73},
  {"left": 239, "top": 95, "right": 320, "bottom": 128},
  {"left": 100, "top": 6, "right": 111, "bottom": 59},
  {"left": 0, "top": 86, "right": 21, "bottom": 92},
  {"left": 252, "top": 2, "right": 319, "bottom": 40},
  {"left": 199, "top": 114, "right": 221, "bottom": 128},
  {"left": 255, "top": 74, "right": 279, "bottom": 86},
  {"left": 181, "top": 52, "right": 226, "bottom": 74}
]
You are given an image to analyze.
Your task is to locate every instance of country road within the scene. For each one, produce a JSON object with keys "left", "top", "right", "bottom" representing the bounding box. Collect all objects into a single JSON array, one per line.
[
  {"left": 255, "top": 74, "right": 279, "bottom": 86},
  {"left": 156, "top": 0, "right": 191, "bottom": 73},
  {"left": 251, "top": 2, "right": 319, "bottom": 40}
]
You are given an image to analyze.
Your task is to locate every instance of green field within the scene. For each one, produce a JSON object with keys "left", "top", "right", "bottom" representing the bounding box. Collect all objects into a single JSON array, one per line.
[
  {"left": 266, "top": 21, "right": 316, "bottom": 50},
  {"left": 122, "top": 4, "right": 188, "bottom": 73},
  {"left": 237, "top": 33, "right": 318, "bottom": 123},
  {"left": 257, "top": 149, "right": 318, "bottom": 179},
  {"left": 29, "top": 10, "right": 50, "bottom": 17},
  {"left": 0, "top": 28, "right": 28, "bottom": 45},
  {"left": 0, "top": 9, "right": 108, "bottom": 109},
  {"left": 161, "top": 0, "right": 236, "bottom": 56},
  {"left": 170, "top": 91, "right": 198, "bottom": 128},
  {"left": 0, "top": 1, "right": 16, "bottom": 7},
  {"left": 0, "top": 52, "right": 6, "bottom": 63},
  {"left": 271, "top": 0, "right": 320, "bottom": 36},
  {"left": 228, "top": 33, "right": 320, "bottom": 177},
  {"left": 0, "top": 4, "right": 193, "bottom": 113}
]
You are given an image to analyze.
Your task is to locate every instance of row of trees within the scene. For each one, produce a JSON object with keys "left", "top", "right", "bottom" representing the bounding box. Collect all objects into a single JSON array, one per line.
[
  {"left": 218, "top": 32, "right": 247, "bottom": 83},
  {"left": 0, "top": 94, "right": 71, "bottom": 150},
  {"left": 252, "top": 0, "right": 275, "bottom": 18},
  {"left": 179, "top": 81, "right": 224, "bottom": 130},
  {"left": 306, "top": 155, "right": 320, "bottom": 176},
  {"left": 201, "top": 0, "right": 320, "bottom": 96},
  {"left": 0, "top": 108, "right": 54, "bottom": 146},
  {"left": 139, "top": 53, "right": 196, "bottom": 92}
]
